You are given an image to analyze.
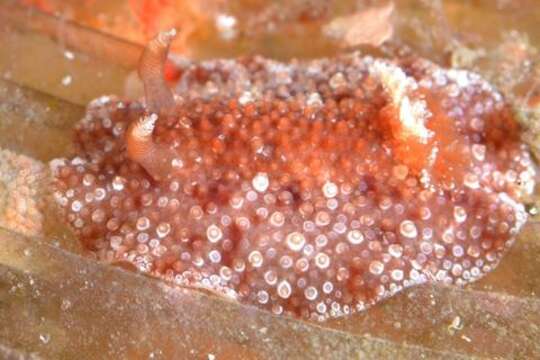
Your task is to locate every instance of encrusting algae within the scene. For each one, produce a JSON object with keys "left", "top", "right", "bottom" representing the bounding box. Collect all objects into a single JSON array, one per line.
[{"left": 0, "top": 148, "right": 48, "bottom": 237}]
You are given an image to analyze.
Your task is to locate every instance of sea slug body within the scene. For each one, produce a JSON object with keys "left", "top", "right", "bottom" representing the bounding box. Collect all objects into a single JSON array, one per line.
[{"left": 51, "top": 31, "right": 536, "bottom": 321}]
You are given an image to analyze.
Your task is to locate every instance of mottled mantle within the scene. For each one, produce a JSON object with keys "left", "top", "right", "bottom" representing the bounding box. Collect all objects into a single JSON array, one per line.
[{"left": 51, "top": 32, "right": 536, "bottom": 320}]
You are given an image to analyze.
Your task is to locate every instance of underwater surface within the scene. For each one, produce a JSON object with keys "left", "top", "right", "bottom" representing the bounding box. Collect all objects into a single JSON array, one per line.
[{"left": 0, "top": 0, "right": 539, "bottom": 358}]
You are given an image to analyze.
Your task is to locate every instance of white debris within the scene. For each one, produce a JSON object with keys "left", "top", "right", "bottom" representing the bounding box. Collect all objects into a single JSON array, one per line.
[
  {"left": 215, "top": 14, "right": 237, "bottom": 40},
  {"left": 61, "top": 75, "right": 72, "bottom": 86}
]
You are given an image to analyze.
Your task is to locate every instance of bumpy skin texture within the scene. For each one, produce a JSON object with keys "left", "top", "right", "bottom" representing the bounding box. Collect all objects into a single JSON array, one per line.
[{"left": 51, "top": 35, "right": 536, "bottom": 321}]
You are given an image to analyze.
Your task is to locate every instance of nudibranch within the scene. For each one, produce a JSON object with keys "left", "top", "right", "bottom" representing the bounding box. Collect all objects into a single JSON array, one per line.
[{"left": 51, "top": 30, "right": 536, "bottom": 320}]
